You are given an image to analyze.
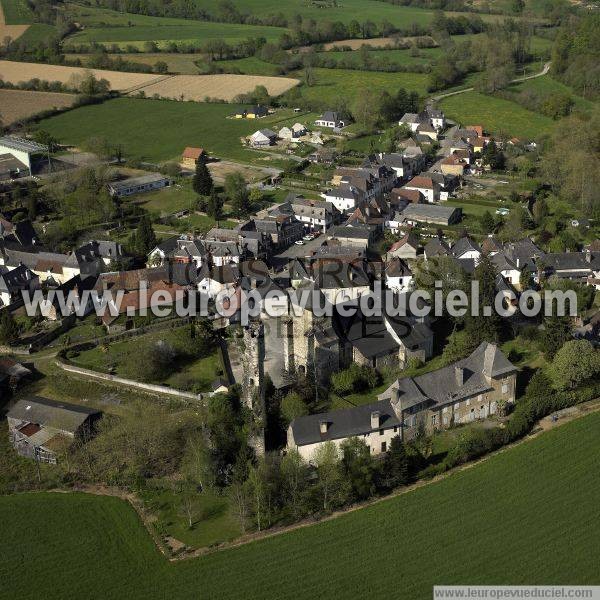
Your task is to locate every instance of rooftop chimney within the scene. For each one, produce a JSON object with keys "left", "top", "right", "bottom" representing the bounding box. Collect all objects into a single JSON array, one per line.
[
  {"left": 455, "top": 366, "right": 465, "bottom": 386},
  {"left": 371, "top": 411, "right": 380, "bottom": 430},
  {"left": 319, "top": 420, "right": 329, "bottom": 435}
]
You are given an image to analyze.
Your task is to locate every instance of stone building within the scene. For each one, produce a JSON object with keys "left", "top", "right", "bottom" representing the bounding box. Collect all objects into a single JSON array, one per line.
[
  {"left": 240, "top": 321, "right": 266, "bottom": 455},
  {"left": 287, "top": 342, "right": 516, "bottom": 460}
]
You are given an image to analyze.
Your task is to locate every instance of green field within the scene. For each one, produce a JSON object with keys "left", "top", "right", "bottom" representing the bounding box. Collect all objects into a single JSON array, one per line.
[
  {"left": 63, "top": 5, "right": 288, "bottom": 47},
  {"left": 35, "top": 99, "right": 304, "bottom": 164},
  {"left": 508, "top": 75, "right": 598, "bottom": 113},
  {"left": 440, "top": 89, "right": 555, "bottom": 138},
  {"left": 216, "top": 56, "right": 283, "bottom": 76},
  {"left": 0, "top": 0, "right": 33, "bottom": 24},
  {"left": 1, "top": 411, "right": 599, "bottom": 599},
  {"left": 320, "top": 46, "right": 440, "bottom": 67},
  {"left": 14, "top": 22, "right": 57, "bottom": 43},
  {"left": 295, "top": 67, "right": 430, "bottom": 106}
]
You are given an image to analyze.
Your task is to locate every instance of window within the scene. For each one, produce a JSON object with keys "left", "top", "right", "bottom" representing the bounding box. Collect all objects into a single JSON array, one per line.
[
  {"left": 431, "top": 414, "right": 437, "bottom": 426},
  {"left": 442, "top": 406, "right": 448, "bottom": 414},
  {"left": 443, "top": 416, "right": 449, "bottom": 426},
  {"left": 502, "top": 382, "right": 508, "bottom": 394},
  {"left": 454, "top": 402, "right": 460, "bottom": 411},
  {"left": 466, "top": 399, "right": 470, "bottom": 406},
  {"left": 381, "top": 442, "right": 387, "bottom": 453},
  {"left": 393, "top": 426, "right": 397, "bottom": 433},
  {"left": 379, "top": 429, "right": 384, "bottom": 436}
]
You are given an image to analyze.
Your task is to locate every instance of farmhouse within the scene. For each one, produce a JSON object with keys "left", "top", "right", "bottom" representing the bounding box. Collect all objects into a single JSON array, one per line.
[
  {"left": 181, "top": 147, "right": 206, "bottom": 168},
  {"left": 107, "top": 173, "right": 171, "bottom": 198},
  {"left": 7, "top": 397, "right": 102, "bottom": 465},
  {"left": 287, "top": 343, "right": 516, "bottom": 460}
]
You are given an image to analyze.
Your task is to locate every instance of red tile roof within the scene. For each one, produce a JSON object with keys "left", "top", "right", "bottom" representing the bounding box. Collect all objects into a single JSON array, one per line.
[{"left": 182, "top": 147, "right": 205, "bottom": 159}]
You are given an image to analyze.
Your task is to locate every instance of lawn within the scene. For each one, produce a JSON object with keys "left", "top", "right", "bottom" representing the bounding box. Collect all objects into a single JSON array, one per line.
[
  {"left": 0, "top": 0, "right": 33, "bottom": 24},
  {"left": 1, "top": 411, "right": 599, "bottom": 599},
  {"left": 71, "top": 325, "right": 224, "bottom": 392},
  {"left": 35, "top": 98, "right": 301, "bottom": 164},
  {"left": 439, "top": 90, "right": 555, "bottom": 138}
]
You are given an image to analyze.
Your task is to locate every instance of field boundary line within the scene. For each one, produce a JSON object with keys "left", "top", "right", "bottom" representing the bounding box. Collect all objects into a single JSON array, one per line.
[{"left": 122, "top": 74, "right": 175, "bottom": 95}]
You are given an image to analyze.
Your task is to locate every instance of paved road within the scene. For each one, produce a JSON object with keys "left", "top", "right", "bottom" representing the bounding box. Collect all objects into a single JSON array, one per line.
[{"left": 429, "top": 62, "right": 551, "bottom": 102}]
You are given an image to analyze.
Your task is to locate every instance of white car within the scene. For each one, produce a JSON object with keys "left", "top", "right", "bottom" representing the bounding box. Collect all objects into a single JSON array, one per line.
[
  {"left": 303, "top": 235, "right": 313, "bottom": 241},
  {"left": 295, "top": 240, "right": 305, "bottom": 245}
]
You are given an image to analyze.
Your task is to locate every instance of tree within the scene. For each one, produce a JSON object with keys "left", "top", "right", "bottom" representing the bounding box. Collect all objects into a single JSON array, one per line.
[
  {"left": 479, "top": 210, "right": 495, "bottom": 233},
  {"left": 153, "top": 61, "right": 169, "bottom": 74},
  {"left": 206, "top": 190, "right": 224, "bottom": 220},
  {"left": 280, "top": 391, "right": 309, "bottom": 425},
  {"left": 340, "top": 437, "right": 375, "bottom": 501},
  {"left": 130, "top": 215, "right": 157, "bottom": 256},
  {"left": 481, "top": 141, "right": 505, "bottom": 170},
  {"left": 541, "top": 314, "right": 572, "bottom": 359},
  {"left": 0, "top": 310, "right": 19, "bottom": 345},
  {"left": 380, "top": 435, "right": 409, "bottom": 490},
  {"left": 466, "top": 253, "right": 501, "bottom": 343},
  {"left": 351, "top": 87, "right": 382, "bottom": 131},
  {"left": 532, "top": 197, "right": 548, "bottom": 226},
  {"left": 280, "top": 449, "right": 309, "bottom": 519},
  {"left": 192, "top": 157, "right": 213, "bottom": 196},
  {"left": 312, "top": 441, "right": 348, "bottom": 512},
  {"left": 551, "top": 340, "right": 600, "bottom": 390},
  {"left": 224, "top": 172, "right": 250, "bottom": 218}
]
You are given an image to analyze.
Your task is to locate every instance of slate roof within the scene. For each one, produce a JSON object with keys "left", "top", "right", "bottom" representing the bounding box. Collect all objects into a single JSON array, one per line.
[
  {"left": 424, "top": 238, "right": 451, "bottom": 258},
  {"left": 385, "top": 257, "right": 412, "bottom": 277},
  {"left": 8, "top": 397, "right": 100, "bottom": 434},
  {"left": 452, "top": 236, "right": 481, "bottom": 258},
  {"left": 290, "top": 399, "right": 401, "bottom": 445},
  {"left": 543, "top": 252, "right": 600, "bottom": 273},
  {"left": 379, "top": 342, "right": 516, "bottom": 409}
]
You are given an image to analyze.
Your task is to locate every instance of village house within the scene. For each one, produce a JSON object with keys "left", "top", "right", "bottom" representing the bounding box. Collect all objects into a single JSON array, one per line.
[
  {"left": 323, "top": 184, "right": 363, "bottom": 213},
  {"left": 7, "top": 397, "right": 102, "bottom": 465},
  {"left": 287, "top": 342, "right": 516, "bottom": 460},
  {"left": 181, "top": 147, "right": 206, "bottom": 168},
  {"left": 270, "top": 194, "right": 340, "bottom": 233},
  {"left": 250, "top": 129, "right": 278, "bottom": 147},
  {"left": 328, "top": 224, "right": 376, "bottom": 251},
  {"left": 315, "top": 111, "right": 346, "bottom": 129},
  {"left": 452, "top": 236, "right": 482, "bottom": 262},
  {"left": 387, "top": 232, "right": 419, "bottom": 260},
  {"left": 0, "top": 264, "right": 39, "bottom": 307},
  {"left": 384, "top": 257, "right": 413, "bottom": 293},
  {"left": 403, "top": 175, "right": 439, "bottom": 203}
]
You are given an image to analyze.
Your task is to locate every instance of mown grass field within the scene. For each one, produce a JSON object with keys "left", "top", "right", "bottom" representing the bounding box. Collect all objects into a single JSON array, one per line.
[
  {"left": 35, "top": 98, "right": 302, "bottom": 164},
  {"left": 440, "top": 89, "right": 555, "bottom": 138},
  {"left": 1, "top": 411, "right": 599, "bottom": 599}
]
